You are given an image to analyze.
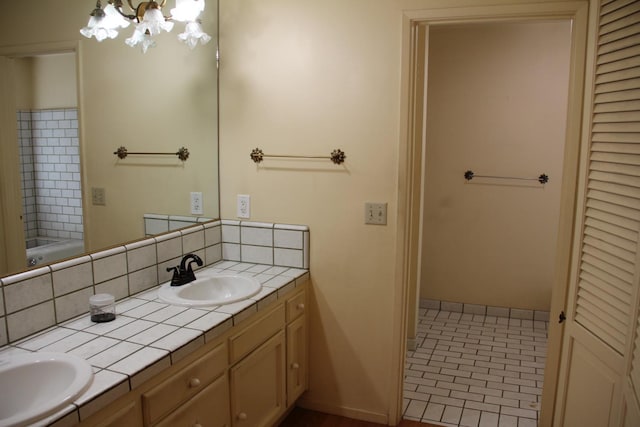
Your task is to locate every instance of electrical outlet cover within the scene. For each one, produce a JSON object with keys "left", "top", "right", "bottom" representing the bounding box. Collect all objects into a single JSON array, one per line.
[
  {"left": 237, "top": 194, "right": 250, "bottom": 218},
  {"left": 190, "top": 192, "right": 203, "bottom": 215}
]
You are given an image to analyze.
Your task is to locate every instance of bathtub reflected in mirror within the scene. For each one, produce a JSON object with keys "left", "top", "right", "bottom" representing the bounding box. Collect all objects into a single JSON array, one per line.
[{"left": 26, "top": 238, "right": 84, "bottom": 268}]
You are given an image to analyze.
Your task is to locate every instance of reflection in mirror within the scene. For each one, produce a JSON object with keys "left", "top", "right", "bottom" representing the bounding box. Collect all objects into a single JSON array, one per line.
[
  {"left": 0, "top": 1, "right": 219, "bottom": 276},
  {"left": 14, "top": 53, "right": 85, "bottom": 269}
]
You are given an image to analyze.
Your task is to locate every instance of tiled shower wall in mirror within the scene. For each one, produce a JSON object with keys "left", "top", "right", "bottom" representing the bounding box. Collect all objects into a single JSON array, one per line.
[{"left": 17, "top": 108, "right": 83, "bottom": 242}]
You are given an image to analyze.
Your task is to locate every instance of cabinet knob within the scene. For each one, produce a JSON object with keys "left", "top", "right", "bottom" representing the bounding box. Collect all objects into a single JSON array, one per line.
[
  {"left": 189, "top": 378, "right": 201, "bottom": 388},
  {"left": 297, "top": 303, "right": 305, "bottom": 310},
  {"left": 292, "top": 362, "right": 300, "bottom": 369},
  {"left": 237, "top": 412, "right": 248, "bottom": 420}
]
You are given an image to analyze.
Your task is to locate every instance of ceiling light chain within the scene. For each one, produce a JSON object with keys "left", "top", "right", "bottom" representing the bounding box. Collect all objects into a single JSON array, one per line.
[{"left": 80, "top": 0, "right": 211, "bottom": 53}]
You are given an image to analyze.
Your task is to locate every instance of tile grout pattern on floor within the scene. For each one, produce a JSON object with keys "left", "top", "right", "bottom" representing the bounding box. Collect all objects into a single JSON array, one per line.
[{"left": 403, "top": 309, "right": 548, "bottom": 427}]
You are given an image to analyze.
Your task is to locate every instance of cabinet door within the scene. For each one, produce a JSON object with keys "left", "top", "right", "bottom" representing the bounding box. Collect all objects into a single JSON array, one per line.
[
  {"left": 155, "top": 373, "right": 230, "bottom": 427},
  {"left": 230, "top": 331, "right": 286, "bottom": 427},
  {"left": 286, "top": 315, "right": 307, "bottom": 406}
]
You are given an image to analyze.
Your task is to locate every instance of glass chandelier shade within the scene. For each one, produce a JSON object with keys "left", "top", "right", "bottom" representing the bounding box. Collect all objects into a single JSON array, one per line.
[
  {"left": 80, "top": 14, "right": 118, "bottom": 42},
  {"left": 124, "top": 28, "right": 157, "bottom": 53},
  {"left": 104, "top": 4, "right": 131, "bottom": 30},
  {"left": 178, "top": 21, "right": 212, "bottom": 49},
  {"left": 170, "top": 0, "right": 205, "bottom": 22},
  {"left": 80, "top": 0, "right": 211, "bottom": 53}
]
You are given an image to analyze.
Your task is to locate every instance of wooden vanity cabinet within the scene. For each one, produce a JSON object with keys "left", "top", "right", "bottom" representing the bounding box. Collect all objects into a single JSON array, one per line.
[{"left": 76, "top": 282, "right": 308, "bottom": 427}]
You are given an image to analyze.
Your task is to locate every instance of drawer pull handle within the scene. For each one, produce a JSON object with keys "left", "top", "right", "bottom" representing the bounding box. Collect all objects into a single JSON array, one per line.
[
  {"left": 194, "top": 424, "right": 203, "bottom": 427},
  {"left": 292, "top": 362, "right": 300, "bottom": 369},
  {"left": 189, "top": 378, "right": 201, "bottom": 388},
  {"left": 297, "top": 303, "right": 305, "bottom": 310},
  {"left": 237, "top": 412, "right": 248, "bottom": 420}
]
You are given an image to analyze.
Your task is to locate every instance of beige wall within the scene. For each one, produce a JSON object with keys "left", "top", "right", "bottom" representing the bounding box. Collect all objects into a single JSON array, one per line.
[
  {"left": 219, "top": 1, "right": 401, "bottom": 418},
  {"left": 14, "top": 54, "right": 77, "bottom": 110},
  {"left": 0, "top": 0, "right": 219, "bottom": 257},
  {"left": 420, "top": 22, "right": 572, "bottom": 311},
  {"left": 219, "top": 0, "right": 580, "bottom": 422},
  {"left": 13, "top": 58, "right": 34, "bottom": 110}
]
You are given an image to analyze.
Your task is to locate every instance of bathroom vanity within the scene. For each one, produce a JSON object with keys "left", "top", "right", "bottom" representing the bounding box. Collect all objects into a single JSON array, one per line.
[
  {"left": 0, "top": 220, "right": 311, "bottom": 426},
  {"left": 77, "top": 280, "right": 307, "bottom": 427}
]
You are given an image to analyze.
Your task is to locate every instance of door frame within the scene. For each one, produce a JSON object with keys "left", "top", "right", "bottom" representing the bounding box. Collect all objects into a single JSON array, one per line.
[
  {"left": 392, "top": 1, "right": 594, "bottom": 425},
  {"left": 0, "top": 56, "right": 24, "bottom": 274}
]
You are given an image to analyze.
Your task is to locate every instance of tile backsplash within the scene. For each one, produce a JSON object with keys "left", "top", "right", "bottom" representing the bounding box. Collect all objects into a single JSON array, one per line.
[
  {"left": 420, "top": 298, "right": 550, "bottom": 321},
  {"left": 221, "top": 220, "right": 310, "bottom": 269},
  {"left": 143, "top": 213, "right": 213, "bottom": 236},
  {"left": 0, "top": 220, "right": 310, "bottom": 345}
]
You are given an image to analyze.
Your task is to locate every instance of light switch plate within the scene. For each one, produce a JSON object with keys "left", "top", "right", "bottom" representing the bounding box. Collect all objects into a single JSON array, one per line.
[
  {"left": 365, "top": 202, "right": 387, "bottom": 225},
  {"left": 92, "top": 187, "right": 106, "bottom": 206}
]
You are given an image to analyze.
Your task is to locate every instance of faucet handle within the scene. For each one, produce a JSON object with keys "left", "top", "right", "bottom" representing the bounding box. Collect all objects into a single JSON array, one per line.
[{"left": 166, "top": 266, "right": 183, "bottom": 286}]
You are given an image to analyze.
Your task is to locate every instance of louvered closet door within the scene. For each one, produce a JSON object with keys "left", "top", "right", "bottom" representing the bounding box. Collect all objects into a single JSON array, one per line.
[{"left": 554, "top": 1, "right": 640, "bottom": 426}]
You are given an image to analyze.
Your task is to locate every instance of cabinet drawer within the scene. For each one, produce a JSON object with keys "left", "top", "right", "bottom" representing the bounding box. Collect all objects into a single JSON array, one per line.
[
  {"left": 91, "top": 400, "right": 140, "bottom": 427},
  {"left": 286, "top": 289, "right": 306, "bottom": 322},
  {"left": 229, "top": 304, "right": 285, "bottom": 363},
  {"left": 155, "top": 373, "right": 230, "bottom": 427},
  {"left": 143, "top": 342, "right": 227, "bottom": 425}
]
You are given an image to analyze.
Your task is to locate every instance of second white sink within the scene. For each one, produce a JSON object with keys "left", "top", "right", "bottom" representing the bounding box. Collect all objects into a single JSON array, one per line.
[
  {"left": 0, "top": 352, "right": 93, "bottom": 427},
  {"left": 158, "top": 274, "right": 262, "bottom": 307}
]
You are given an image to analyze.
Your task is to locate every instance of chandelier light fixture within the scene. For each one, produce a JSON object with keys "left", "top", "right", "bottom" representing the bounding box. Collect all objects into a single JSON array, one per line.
[{"left": 80, "top": 0, "right": 211, "bottom": 53}]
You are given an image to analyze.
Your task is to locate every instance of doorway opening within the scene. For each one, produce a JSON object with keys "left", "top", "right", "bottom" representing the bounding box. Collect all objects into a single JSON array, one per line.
[
  {"left": 393, "top": 2, "right": 590, "bottom": 426},
  {"left": 403, "top": 20, "right": 571, "bottom": 426}
]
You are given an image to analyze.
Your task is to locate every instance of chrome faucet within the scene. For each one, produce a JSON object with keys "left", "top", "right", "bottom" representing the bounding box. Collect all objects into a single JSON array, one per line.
[{"left": 166, "top": 253, "right": 203, "bottom": 286}]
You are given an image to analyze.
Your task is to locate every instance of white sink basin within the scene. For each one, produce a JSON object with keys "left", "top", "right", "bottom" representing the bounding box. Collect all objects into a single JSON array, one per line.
[
  {"left": 158, "top": 274, "right": 262, "bottom": 307},
  {"left": 0, "top": 352, "right": 94, "bottom": 427}
]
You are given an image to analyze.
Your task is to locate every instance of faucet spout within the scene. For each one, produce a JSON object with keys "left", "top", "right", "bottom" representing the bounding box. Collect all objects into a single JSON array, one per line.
[{"left": 180, "top": 253, "right": 203, "bottom": 272}]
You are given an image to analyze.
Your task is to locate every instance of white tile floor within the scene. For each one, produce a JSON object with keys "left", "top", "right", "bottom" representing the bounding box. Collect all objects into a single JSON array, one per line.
[{"left": 403, "top": 308, "right": 548, "bottom": 427}]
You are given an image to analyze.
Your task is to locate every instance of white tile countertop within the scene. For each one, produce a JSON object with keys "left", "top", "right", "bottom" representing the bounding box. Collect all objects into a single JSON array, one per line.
[{"left": 0, "top": 261, "right": 309, "bottom": 427}]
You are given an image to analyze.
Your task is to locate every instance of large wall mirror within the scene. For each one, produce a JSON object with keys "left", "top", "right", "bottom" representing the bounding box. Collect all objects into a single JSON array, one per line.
[{"left": 0, "top": 1, "right": 219, "bottom": 276}]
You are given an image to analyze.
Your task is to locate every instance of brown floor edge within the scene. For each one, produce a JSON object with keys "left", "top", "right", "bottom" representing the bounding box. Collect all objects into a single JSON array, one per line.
[{"left": 278, "top": 407, "right": 439, "bottom": 427}]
